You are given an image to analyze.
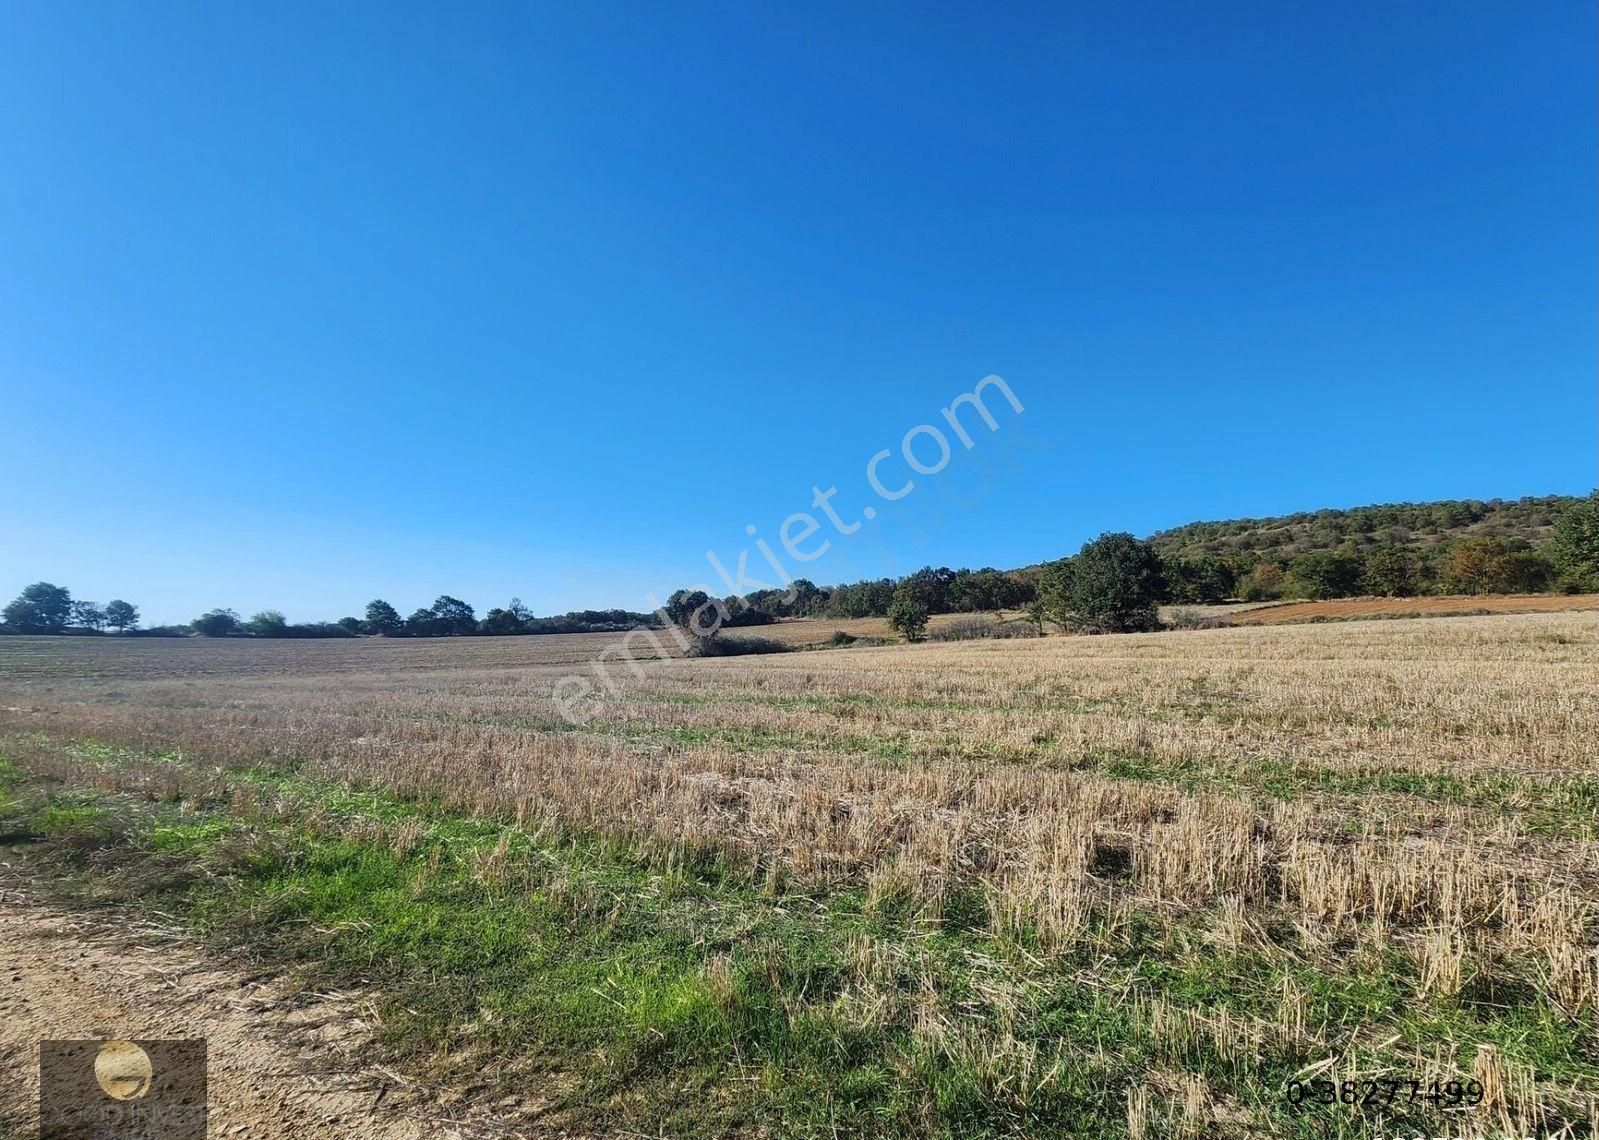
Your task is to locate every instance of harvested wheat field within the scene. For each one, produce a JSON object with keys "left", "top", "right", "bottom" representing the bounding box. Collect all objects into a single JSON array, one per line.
[
  {"left": 723, "top": 610, "right": 1017, "bottom": 647},
  {"left": 1226, "top": 592, "right": 1599, "bottom": 625},
  {"left": 2, "top": 612, "right": 1596, "bottom": 1138}
]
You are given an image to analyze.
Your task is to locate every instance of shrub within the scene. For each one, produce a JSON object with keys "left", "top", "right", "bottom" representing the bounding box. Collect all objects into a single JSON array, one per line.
[
  {"left": 932, "top": 617, "right": 1042, "bottom": 641},
  {"left": 929, "top": 617, "right": 996, "bottom": 641},
  {"left": 684, "top": 634, "right": 789, "bottom": 657},
  {"left": 991, "top": 619, "right": 1041, "bottom": 638},
  {"left": 1164, "top": 607, "right": 1233, "bottom": 631}
]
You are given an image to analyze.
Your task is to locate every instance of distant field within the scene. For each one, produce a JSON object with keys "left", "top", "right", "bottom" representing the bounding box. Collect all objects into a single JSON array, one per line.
[
  {"left": 1, "top": 613, "right": 1595, "bottom": 1138},
  {"left": 748, "top": 610, "right": 996, "bottom": 646},
  {"left": 1226, "top": 592, "right": 1599, "bottom": 625}
]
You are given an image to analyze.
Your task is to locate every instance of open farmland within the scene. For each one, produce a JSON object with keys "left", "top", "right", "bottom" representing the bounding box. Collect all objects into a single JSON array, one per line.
[
  {"left": 1224, "top": 593, "right": 1599, "bottom": 626},
  {"left": 2, "top": 613, "right": 1596, "bottom": 1138}
]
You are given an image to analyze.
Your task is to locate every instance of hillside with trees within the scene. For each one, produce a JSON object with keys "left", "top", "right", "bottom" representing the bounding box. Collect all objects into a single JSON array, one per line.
[
  {"left": 4, "top": 493, "right": 1594, "bottom": 640},
  {"left": 1147, "top": 493, "right": 1596, "bottom": 602}
]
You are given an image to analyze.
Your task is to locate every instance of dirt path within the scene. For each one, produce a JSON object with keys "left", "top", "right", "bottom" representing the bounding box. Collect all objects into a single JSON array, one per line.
[{"left": 0, "top": 888, "right": 558, "bottom": 1139}]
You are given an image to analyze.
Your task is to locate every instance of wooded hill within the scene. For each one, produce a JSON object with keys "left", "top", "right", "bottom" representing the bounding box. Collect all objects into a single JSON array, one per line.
[{"left": 1149, "top": 494, "right": 1579, "bottom": 562}]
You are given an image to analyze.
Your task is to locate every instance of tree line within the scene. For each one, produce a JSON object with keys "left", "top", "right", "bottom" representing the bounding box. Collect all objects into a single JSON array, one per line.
[
  {"left": 0, "top": 585, "right": 659, "bottom": 639},
  {"left": 1, "top": 584, "right": 142, "bottom": 634},
  {"left": 4, "top": 492, "right": 1594, "bottom": 639},
  {"left": 669, "top": 490, "right": 1598, "bottom": 639}
]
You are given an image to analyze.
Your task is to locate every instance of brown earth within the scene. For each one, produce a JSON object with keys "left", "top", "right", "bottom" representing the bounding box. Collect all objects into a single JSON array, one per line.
[
  {"left": 1224, "top": 593, "right": 1599, "bottom": 624},
  {"left": 0, "top": 887, "right": 570, "bottom": 1140}
]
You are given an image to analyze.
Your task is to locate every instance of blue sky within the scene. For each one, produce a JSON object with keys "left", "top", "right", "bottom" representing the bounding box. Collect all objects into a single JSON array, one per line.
[{"left": 2, "top": 2, "right": 1593, "bottom": 625}]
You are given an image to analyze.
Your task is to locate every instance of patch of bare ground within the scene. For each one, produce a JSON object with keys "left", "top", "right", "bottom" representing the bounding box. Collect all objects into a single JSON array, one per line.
[
  {"left": 0, "top": 887, "right": 579, "bottom": 1140},
  {"left": 1226, "top": 592, "right": 1599, "bottom": 624}
]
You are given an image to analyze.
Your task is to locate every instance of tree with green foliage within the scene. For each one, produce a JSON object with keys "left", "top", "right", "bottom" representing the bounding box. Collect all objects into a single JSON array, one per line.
[
  {"left": 895, "top": 566, "right": 958, "bottom": 613},
  {"left": 404, "top": 608, "right": 439, "bottom": 636},
  {"left": 1062, "top": 532, "right": 1164, "bottom": 632},
  {"left": 104, "top": 599, "right": 140, "bottom": 633},
  {"left": 666, "top": 588, "right": 726, "bottom": 637},
  {"left": 1161, "top": 555, "right": 1236, "bottom": 603},
  {"left": 1037, "top": 557, "right": 1076, "bottom": 625},
  {"left": 1549, "top": 491, "right": 1599, "bottom": 592},
  {"left": 480, "top": 607, "right": 525, "bottom": 636},
  {"left": 949, "top": 567, "right": 1034, "bottom": 613},
  {"left": 1492, "top": 550, "right": 1553, "bottom": 593},
  {"left": 364, "top": 599, "right": 404, "bottom": 636},
  {"left": 2, "top": 582, "right": 74, "bottom": 633},
  {"left": 191, "top": 608, "right": 242, "bottom": 637},
  {"left": 886, "top": 586, "right": 930, "bottom": 641},
  {"left": 430, "top": 595, "right": 477, "bottom": 636},
  {"left": 1288, "top": 552, "right": 1364, "bottom": 600},
  {"left": 71, "top": 600, "right": 107, "bottom": 631},
  {"left": 1362, "top": 547, "right": 1421, "bottom": 597},
  {"left": 246, "top": 610, "right": 289, "bottom": 637},
  {"left": 745, "top": 578, "right": 828, "bottom": 619},
  {"left": 1239, "top": 562, "right": 1285, "bottom": 602},
  {"left": 336, "top": 616, "right": 364, "bottom": 635}
]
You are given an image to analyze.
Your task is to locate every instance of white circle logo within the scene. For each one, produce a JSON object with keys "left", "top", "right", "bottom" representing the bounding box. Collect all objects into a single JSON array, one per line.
[{"left": 94, "top": 1041, "right": 153, "bottom": 1100}]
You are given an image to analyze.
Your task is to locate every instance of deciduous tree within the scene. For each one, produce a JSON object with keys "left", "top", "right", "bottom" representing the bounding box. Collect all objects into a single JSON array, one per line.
[
  {"left": 1443, "top": 537, "right": 1507, "bottom": 595},
  {"left": 191, "top": 609, "right": 241, "bottom": 637},
  {"left": 104, "top": 599, "right": 140, "bottom": 633},
  {"left": 246, "top": 610, "right": 288, "bottom": 637},
  {"left": 1362, "top": 547, "right": 1421, "bottom": 597},
  {"left": 1063, "top": 533, "right": 1164, "bottom": 632},
  {"left": 2, "top": 582, "right": 73, "bottom": 633},
  {"left": 364, "top": 599, "right": 404, "bottom": 636},
  {"left": 1288, "top": 552, "right": 1364, "bottom": 600},
  {"left": 430, "top": 595, "right": 477, "bottom": 636},
  {"left": 70, "top": 600, "right": 107, "bottom": 631},
  {"left": 887, "top": 587, "right": 930, "bottom": 641},
  {"left": 1549, "top": 491, "right": 1599, "bottom": 592}
]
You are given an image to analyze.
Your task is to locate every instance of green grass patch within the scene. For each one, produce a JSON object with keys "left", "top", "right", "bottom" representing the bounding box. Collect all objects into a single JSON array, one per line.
[{"left": 1, "top": 742, "right": 1592, "bottom": 1139}]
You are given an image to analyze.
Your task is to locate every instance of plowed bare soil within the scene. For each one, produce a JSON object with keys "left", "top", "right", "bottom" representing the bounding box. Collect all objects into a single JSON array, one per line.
[{"left": 1226, "top": 593, "right": 1598, "bottom": 624}]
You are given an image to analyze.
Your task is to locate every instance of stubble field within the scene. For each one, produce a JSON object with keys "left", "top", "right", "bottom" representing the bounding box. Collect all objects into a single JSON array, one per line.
[{"left": 1, "top": 612, "right": 1595, "bottom": 1138}]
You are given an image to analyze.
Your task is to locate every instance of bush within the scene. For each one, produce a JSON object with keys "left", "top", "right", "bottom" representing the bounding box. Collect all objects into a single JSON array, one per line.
[
  {"left": 930, "top": 617, "right": 1041, "bottom": 641},
  {"left": 684, "top": 634, "right": 790, "bottom": 658},
  {"left": 1164, "top": 607, "right": 1233, "bottom": 631},
  {"left": 992, "top": 619, "right": 1042, "bottom": 638},
  {"left": 928, "top": 617, "right": 995, "bottom": 641}
]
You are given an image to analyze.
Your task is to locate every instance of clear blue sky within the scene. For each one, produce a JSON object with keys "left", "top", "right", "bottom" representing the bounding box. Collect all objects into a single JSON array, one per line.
[{"left": 2, "top": 2, "right": 1593, "bottom": 625}]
